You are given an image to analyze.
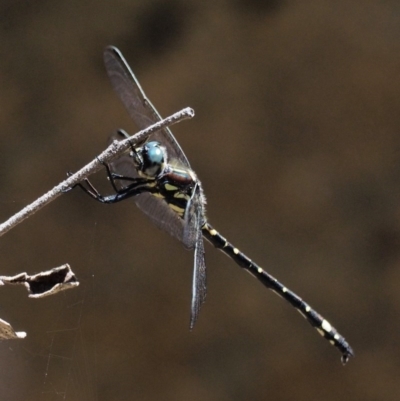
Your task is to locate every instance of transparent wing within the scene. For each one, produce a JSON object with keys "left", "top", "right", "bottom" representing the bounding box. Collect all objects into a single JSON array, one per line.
[
  {"left": 103, "top": 46, "right": 190, "bottom": 167},
  {"left": 136, "top": 193, "right": 187, "bottom": 243},
  {"left": 189, "top": 198, "right": 207, "bottom": 329},
  {"left": 104, "top": 47, "right": 191, "bottom": 242},
  {"left": 182, "top": 184, "right": 199, "bottom": 249}
]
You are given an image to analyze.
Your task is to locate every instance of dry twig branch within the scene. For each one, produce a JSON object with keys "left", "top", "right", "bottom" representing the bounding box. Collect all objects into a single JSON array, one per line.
[{"left": 0, "top": 107, "right": 194, "bottom": 237}]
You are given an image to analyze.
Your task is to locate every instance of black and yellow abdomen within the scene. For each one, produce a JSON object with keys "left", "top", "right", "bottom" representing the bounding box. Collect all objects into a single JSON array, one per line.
[{"left": 154, "top": 166, "right": 196, "bottom": 217}]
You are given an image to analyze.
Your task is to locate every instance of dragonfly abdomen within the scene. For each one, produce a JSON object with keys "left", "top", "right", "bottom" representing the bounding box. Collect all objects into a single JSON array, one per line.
[{"left": 201, "top": 222, "right": 354, "bottom": 364}]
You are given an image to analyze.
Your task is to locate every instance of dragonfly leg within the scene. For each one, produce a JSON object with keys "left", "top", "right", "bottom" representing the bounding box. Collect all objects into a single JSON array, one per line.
[
  {"left": 116, "top": 129, "right": 142, "bottom": 160},
  {"left": 75, "top": 171, "right": 156, "bottom": 204},
  {"left": 96, "top": 156, "right": 122, "bottom": 193}
]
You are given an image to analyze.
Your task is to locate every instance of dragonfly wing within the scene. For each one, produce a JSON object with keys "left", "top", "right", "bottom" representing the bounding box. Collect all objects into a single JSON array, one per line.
[
  {"left": 185, "top": 185, "right": 207, "bottom": 329},
  {"left": 182, "top": 183, "right": 200, "bottom": 249},
  {"left": 135, "top": 193, "right": 186, "bottom": 243},
  {"left": 189, "top": 203, "right": 207, "bottom": 329},
  {"left": 103, "top": 46, "right": 191, "bottom": 168}
]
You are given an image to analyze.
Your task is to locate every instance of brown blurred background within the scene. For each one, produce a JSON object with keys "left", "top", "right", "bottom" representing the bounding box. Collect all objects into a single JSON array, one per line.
[{"left": 1, "top": 1, "right": 400, "bottom": 400}]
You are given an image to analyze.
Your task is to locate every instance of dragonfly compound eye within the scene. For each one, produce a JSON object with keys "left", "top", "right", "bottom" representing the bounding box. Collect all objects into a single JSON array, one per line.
[{"left": 141, "top": 141, "right": 165, "bottom": 177}]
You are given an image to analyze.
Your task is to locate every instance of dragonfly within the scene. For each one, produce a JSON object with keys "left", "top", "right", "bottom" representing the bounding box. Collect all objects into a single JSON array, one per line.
[{"left": 76, "top": 46, "right": 354, "bottom": 364}]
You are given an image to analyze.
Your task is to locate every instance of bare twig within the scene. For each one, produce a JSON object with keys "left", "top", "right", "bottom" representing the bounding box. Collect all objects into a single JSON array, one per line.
[{"left": 0, "top": 107, "right": 194, "bottom": 237}]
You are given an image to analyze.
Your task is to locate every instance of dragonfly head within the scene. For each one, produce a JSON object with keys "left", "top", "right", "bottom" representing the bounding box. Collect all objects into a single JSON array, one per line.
[{"left": 136, "top": 141, "right": 166, "bottom": 178}]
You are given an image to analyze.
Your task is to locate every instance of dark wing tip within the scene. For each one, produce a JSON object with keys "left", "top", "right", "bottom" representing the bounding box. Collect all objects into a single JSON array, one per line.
[
  {"left": 103, "top": 46, "right": 123, "bottom": 66},
  {"left": 104, "top": 45, "right": 120, "bottom": 56}
]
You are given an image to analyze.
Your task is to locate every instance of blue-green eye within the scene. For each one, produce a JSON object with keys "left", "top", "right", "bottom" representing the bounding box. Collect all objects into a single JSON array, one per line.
[
  {"left": 146, "top": 142, "right": 164, "bottom": 164},
  {"left": 141, "top": 141, "right": 165, "bottom": 176}
]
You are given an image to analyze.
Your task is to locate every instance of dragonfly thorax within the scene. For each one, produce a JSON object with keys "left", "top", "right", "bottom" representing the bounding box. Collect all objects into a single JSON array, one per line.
[{"left": 136, "top": 141, "right": 166, "bottom": 178}]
